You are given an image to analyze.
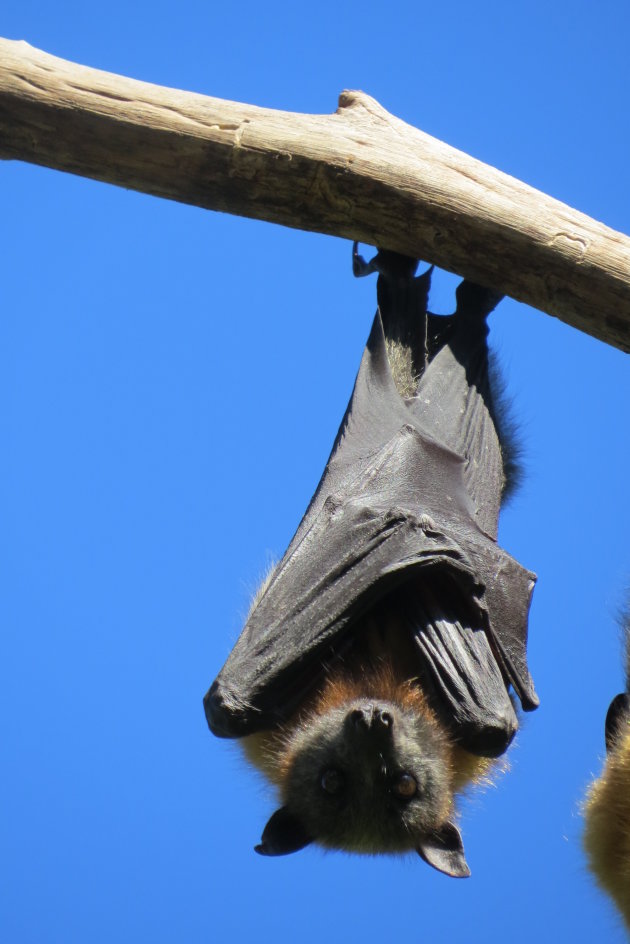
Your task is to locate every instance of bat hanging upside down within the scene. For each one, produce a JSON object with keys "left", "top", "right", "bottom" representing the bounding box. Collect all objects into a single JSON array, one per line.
[
  {"left": 204, "top": 244, "right": 538, "bottom": 877},
  {"left": 583, "top": 606, "right": 630, "bottom": 927}
]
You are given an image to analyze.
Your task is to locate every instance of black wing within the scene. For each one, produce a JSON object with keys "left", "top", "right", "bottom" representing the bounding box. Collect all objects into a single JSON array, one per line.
[{"left": 205, "top": 247, "right": 537, "bottom": 756}]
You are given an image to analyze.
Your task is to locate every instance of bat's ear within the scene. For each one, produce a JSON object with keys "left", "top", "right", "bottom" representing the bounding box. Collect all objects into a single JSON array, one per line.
[
  {"left": 605, "top": 692, "right": 630, "bottom": 752},
  {"left": 416, "top": 821, "right": 470, "bottom": 878},
  {"left": 254, "top": 807, "right": 313, "bottom": 857}
]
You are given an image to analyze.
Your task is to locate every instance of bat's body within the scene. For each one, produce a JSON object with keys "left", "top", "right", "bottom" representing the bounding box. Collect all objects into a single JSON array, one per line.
[
  {"left": 205, "top": 245, "right": 537, "bottom": 875},
  {"left": 584, "top": 611, "right": 630, "bottom": 927}
]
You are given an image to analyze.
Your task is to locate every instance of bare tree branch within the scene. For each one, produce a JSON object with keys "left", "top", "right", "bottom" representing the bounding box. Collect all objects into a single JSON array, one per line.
[{"left": 1, "top": 38, "right": 628, "bottom": 351}]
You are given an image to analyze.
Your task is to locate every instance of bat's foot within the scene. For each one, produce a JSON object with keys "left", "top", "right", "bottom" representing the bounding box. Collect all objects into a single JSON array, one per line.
[
  {"left": 352, "top": 241, "right": 377, "bottom": 278},
  {"left": 455, "top": 280, "right": 504, "bottom": 320},
  {"left": 353, "top": 241, "right": 420, "bottom": 280}
]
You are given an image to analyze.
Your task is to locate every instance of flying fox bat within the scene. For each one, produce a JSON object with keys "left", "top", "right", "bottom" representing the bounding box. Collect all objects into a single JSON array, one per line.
[
  {"left": 204, "top": 244, "right": 538, "bottom": 877},
  {"left": 583, "top": 606, "right": 630, "bottom": 928}
]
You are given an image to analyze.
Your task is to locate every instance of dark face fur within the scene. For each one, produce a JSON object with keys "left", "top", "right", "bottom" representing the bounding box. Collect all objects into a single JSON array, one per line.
[
  {"left": 281, "top": 696, "right": 451, "bottom": 854},
  {"left": 254, "top": 666, "right": 471, "bottom": 876}
]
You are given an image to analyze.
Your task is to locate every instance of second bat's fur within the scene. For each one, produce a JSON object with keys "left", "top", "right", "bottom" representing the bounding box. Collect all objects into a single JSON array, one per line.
[{"left": 583, "top": 609, "right": 630, "bottom": 928}]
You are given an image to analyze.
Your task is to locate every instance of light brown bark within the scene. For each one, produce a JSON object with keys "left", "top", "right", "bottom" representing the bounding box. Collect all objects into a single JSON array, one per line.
[{"left": 1, "top": 38, "right": 628, "bottom": 351}]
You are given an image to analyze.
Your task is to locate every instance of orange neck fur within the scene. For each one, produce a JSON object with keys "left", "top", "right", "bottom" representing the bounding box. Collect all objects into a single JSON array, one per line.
[{"left": 242, "top": 657, "right": 497, "bottom": 795}]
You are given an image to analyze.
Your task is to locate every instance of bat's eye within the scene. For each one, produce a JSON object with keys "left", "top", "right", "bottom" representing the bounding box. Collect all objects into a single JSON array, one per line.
[
  {"left": 320, "top": 768, "right": 344, "bottom": 795},
  {"left": 392, "top": 773, "right": 417, "bottom": 799}
]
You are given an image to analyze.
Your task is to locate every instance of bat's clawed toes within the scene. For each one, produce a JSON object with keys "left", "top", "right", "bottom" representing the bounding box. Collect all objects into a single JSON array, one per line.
[{"left": 352, "top": 241, "right": 375, "bottom": 278}]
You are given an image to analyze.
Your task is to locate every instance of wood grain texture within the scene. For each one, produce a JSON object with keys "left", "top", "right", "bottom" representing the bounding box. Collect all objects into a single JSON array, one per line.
[{"left": 1, "top": 38, "right": 629, "bottom": 351}]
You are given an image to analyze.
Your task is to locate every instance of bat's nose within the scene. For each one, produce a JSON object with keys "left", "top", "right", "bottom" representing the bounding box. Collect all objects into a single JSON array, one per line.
[{"left": 348, "top": 703, "right": 394, "bottom": 733}]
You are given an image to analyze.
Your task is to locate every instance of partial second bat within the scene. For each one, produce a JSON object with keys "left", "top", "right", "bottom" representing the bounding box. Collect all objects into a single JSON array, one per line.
[{"left": 583, "top": 604, "right": 630, "bottom": 927}]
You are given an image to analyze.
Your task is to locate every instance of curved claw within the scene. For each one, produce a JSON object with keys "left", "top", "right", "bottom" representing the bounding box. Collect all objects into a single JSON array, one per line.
[
  {"left": 352, "top": 241, "right": 378, "bottom": 278},
  {"left": 353, "top": 241, "right": 421, "bottom": 281}
]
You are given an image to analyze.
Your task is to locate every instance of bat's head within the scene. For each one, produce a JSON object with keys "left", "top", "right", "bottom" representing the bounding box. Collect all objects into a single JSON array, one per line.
[{"left": 254, "top": 684, "right": 470, "bottom": 878}]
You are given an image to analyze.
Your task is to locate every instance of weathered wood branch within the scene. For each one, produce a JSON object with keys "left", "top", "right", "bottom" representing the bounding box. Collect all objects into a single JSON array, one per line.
[{"left": 1, "top": 38, "right": 629, "bottom": 351}]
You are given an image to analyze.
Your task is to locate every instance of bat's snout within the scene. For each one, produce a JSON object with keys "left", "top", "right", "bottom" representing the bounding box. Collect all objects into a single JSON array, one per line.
[{"left": 347, "top": 702, "right": 394, "bottom": 737}]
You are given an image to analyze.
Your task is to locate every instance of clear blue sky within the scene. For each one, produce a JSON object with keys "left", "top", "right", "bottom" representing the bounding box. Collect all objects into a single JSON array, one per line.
[{"left": 2, "top": 2, "right": 630, "bottom": 941}]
